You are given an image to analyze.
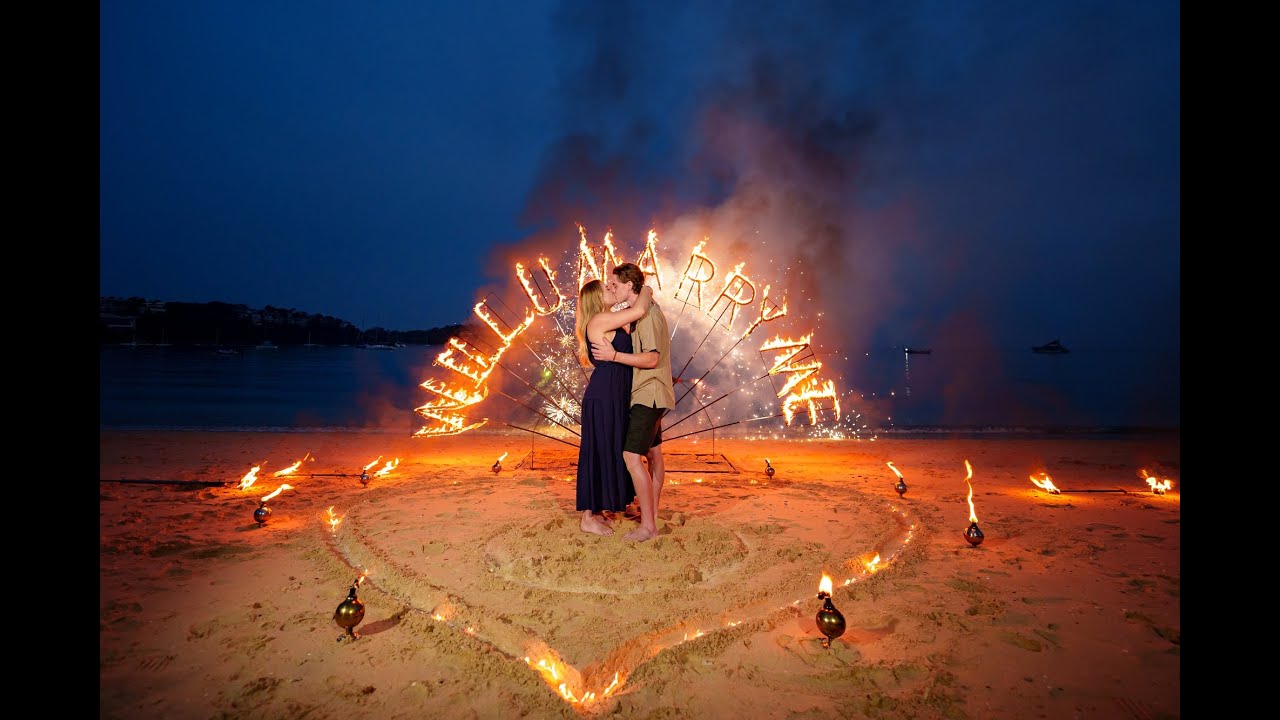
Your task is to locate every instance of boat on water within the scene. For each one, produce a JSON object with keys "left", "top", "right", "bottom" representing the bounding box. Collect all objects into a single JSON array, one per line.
[
  {"left": 905, "top": 348, "right": 932, "bottom": 355},
  {"left": 255, "top": 340, "right": 278, "bottom": 350},
  {"left": 1031, "top": 339, "right": 1069, "bottom": 354}
]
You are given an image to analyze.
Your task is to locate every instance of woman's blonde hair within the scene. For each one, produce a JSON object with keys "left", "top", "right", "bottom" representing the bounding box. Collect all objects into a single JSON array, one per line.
[{"left": 575, "top": 279, "right": 605, "bottom": 367}]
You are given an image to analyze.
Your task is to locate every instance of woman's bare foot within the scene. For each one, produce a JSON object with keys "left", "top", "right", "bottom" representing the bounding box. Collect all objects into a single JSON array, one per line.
[
  {"left": 623, "top": 525, "right": 658, "bottom": 542},
  {"left": 580, "top": 512, "right": 613, "bottom": 536}
]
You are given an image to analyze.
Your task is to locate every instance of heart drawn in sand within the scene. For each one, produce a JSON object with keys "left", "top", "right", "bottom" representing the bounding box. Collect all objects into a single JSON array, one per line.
[{"left": 331, "top": 472, "right": 915, "bottom": 711}]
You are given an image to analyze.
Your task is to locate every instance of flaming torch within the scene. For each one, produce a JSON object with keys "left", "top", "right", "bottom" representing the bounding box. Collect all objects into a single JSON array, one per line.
[
  {"left": 334, "top": 574, "right": 367, "bottom": 642},
  {"left": 1030, "top": 472, "right": 1061, "bottom": 495},
  {"left": 963, "top": 461, "right": 983, "bottom": 547},
  {"left": 815, "top": 573, "right": 846, "bottom": 648},
  {"left": 1140, "top": 469, "right": 1173, "bottom": 495},
  {"left": 887, "top": 461, "right": 907, "bottom": 497},
  {"left": 374, "top": 458, "right": 401, "bottom": 477},
  {"left": 492, "top": 452, "right": 508, "bottom": 475},
  {"left": 765, "top": 458, "right": 775, "bottom": 478},
  {"left": 360, "top": 456, "right": 381, "bottom": 486},
  {"left": 254, "top": 483, "right": 294, "bottom": 526}
]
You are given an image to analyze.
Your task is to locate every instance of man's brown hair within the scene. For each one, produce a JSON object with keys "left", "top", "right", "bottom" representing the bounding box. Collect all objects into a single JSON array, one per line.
[{"left": 612, "top": 262, "right": 645, "bottom": 295}]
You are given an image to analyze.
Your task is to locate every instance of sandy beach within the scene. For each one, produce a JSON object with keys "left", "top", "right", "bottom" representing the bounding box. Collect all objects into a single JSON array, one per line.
[{"left": 99, "top": 429, "right": 1180, "bottom": 719}]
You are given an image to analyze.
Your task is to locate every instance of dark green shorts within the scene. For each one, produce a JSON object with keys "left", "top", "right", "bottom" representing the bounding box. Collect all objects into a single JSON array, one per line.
[{"left": 623, "top": 404, "right": 667, "bottom": 455}]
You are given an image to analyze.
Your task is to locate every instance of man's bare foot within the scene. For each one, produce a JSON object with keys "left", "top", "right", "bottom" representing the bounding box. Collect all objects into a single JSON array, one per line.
[
  {"left": 624, "top": 526, "right": 658, "bottom": 542},
  {"left": 581, "top": 516, "right": 613, "bottom": 536}
]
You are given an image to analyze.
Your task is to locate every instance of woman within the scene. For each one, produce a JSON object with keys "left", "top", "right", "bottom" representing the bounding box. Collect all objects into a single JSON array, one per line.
[{"left": 574, "top": 278, "right": 653, "bottom": 535}]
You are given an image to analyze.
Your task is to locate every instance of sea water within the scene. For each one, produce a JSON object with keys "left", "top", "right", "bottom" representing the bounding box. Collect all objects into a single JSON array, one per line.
[{"left": 99, "top": 344, "right": 1179, "bottom": 436}]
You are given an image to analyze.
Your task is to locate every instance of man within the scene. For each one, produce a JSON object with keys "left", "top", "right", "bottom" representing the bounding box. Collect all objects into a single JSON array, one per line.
[{"left": 590, "top": 262, "right": 675, "bottom": 542}]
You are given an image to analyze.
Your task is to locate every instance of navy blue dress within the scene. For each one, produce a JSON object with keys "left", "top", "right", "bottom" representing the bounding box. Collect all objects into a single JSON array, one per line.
[{"left": 576, "top": 329, "right": 635, "bottom": 512}]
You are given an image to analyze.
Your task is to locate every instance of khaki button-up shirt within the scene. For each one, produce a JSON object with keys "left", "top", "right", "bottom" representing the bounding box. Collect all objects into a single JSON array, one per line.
[{"left": 630, "top": 301, "right": 675, "bottom": 409}]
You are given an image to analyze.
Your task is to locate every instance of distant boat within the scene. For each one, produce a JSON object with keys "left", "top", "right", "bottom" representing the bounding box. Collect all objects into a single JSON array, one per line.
[
  {"left": 254, "top": 340, "right": 278, "bottom": 350},
  {"left": 905, "top": 348, "right": 932, "bottom": 355},
  {"left": 1031, "top": 339, "right": 1069, "bottom": 354},
  {"left": 363, "top": 343, "right": 395, "bottom": 350},
  {"left": 215, "top": 347, "right": 240, "bottom": 356},
  {"left": 303, "top": 331, "right": 319, "bottom": 348}
]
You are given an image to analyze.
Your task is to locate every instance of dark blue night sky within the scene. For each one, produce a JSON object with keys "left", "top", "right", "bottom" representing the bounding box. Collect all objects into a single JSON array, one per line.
[{"left": 101, "top": 1, "right": 1178, "bottom": 370}]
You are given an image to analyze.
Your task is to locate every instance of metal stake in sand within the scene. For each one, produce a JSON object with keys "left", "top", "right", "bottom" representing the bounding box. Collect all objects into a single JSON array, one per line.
[
  {"left": 334, "top": 574, "right": 367, "bottom": 642},
  {"left": 815, "top": 574, "right": 846, "bottom": 649},
  {"left": 887, "top": 461, "right": 907, "bottom": 497},
  {"left": 962, "top": 461, "right": 984, "bottom": 547}
]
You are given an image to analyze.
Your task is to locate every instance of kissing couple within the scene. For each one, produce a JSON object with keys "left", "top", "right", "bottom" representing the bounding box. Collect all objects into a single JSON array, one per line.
[{"left": 573, "top": 262, "right": 675, "bottom": 542}]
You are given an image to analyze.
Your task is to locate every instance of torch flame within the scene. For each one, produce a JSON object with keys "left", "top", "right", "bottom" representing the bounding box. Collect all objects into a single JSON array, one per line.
[
  {"left": 886, "top": 461, "right": 903, "bottom": 479},
  {"left": 818, "top": 573, "right": 833, "bottom": 597},
  {"left": 1140, "top": 469, "right": 1173, "bottom": 493},
  {"left": 865, "top": 553, "right": 882, "bottom": 573},
  {"left": 273, "top": 452, "right": 312, "bottom": 477},
  {"left": 1030, "top": 472, "right": 1061, "bottom": 494},
  {"left": 326, "top": 506, "right": 342, "bottom": 533},
  {"left": 362, "top": 456, "right": 383, "bottom": 472},
  {"left": 495, "top": 452, "right": 508, "bottom": 463},
  {"left": 237, "top": 464, "right": 263, "bottom": 490},
  {"left": 964, "top": 460, "right": 978, "bottom": 523},
  {"left": 374, "top": 458, "right": 400, "bottom": 476},
  {"left": 262, "top": 483, "right": 293, "bottom": 503}
]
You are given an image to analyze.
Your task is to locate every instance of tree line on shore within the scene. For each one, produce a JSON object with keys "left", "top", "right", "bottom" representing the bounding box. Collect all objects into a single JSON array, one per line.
[{"left": 99, "top": 297, "right": 464, "bottom": 347}]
